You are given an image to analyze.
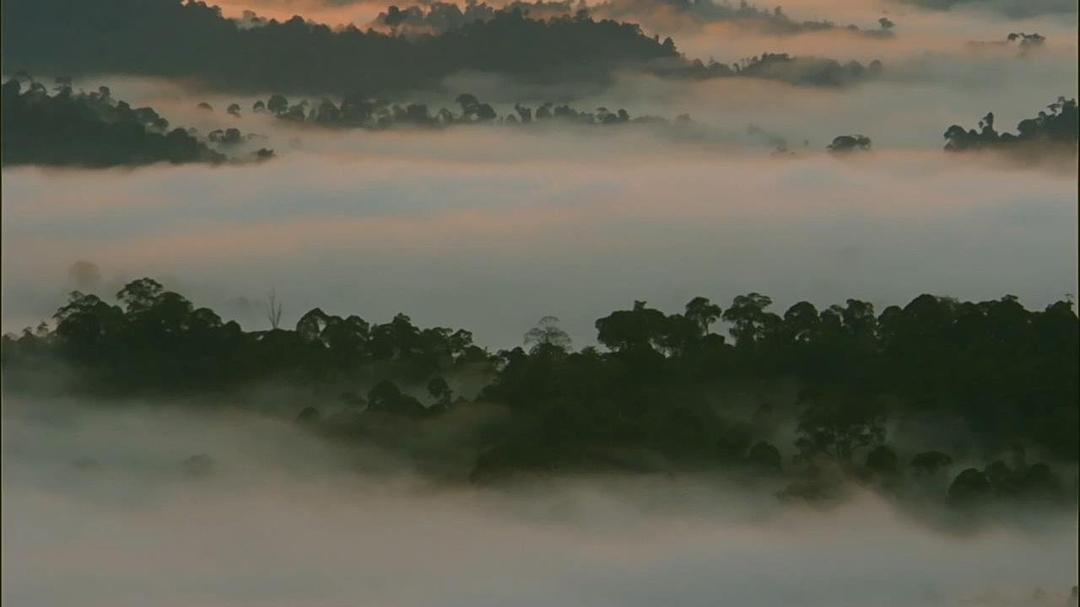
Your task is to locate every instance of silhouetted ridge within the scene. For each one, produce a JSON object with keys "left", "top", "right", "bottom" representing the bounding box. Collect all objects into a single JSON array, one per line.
[
  {"left": 1, "top": 0, "right": 883, "bottom": 95},
  {"left": 943, "top": 97, "right": 1078, "bottom": 155},
  {"left": 898, "top": 0, "right": 1075, "bottom": 18},
  {"left": 0, "top": 76, "right": 271, "bottom": 167},
  {"left": 370, "top": 0, "right": 897, "bottom": 38},
  {"left": 3, "top": 279, "right": 1076, "bottom": 499},
  {"left": 252, "top": 91, "right": 689, "bottom": 128}
]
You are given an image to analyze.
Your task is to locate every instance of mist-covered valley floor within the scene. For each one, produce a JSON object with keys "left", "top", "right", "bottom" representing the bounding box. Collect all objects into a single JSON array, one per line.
[{"left": 3, "top": 397, "right": 1077, "bottom": 607}]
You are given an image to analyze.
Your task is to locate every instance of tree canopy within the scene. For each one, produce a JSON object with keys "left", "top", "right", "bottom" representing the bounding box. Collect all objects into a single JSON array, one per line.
[
  {"left": 1, "top": 0, "right": 883, "bottom": 96},
  {"left": 1, "top": 76, "right": 270, "bottom": 167},
  {"left": 944, "top": 98, "right": 1078, "bottom": 155},
  {"left": 4, "top": 279, "right": 1076, "bottom": 504}
]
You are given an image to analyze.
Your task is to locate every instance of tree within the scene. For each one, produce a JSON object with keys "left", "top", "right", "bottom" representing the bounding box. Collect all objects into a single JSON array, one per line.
[
  {"left": 795, "top": 394, "right": 886, "bottom": 461},
  {"left": 827, "top": 134, "right": 871, "bottom": 153},
  {"left": 427, "top": 376, "right": 453, "bottom": 407},
  {"left": 684, "top": 296, "right": 721, "bottom": 337},
  {"left": 783, "top": 301, "right": 820, "bottom": 344},
  {"left": 524, "top": 316, "right": 572, "bottom": 354},
  {"left": 117, "top": 278, "right": 164, "bottom": 316},
  {"left": 911, "top": 451, "right": 953, "bottom": 474},
  {"left": 267, "top": 94, "right": 289, "bottom": 115},
  {"left": 455, "top": 93, "right": 480, "bottom": 121},
  {"left": 367, "top": 380, "right": 426, "bottom": 416},
  {"left": 948, "top": 468, "right": 991, "bottom": 505},
  {"left": 296, "top": 308, "right": 332, "bottom": 343},
  {"left": 264, "top": 290, "right": 283, "bottom": 330},
  {"left": 723, "top": 293, "right": 778, "bottom": 347},
  {"left": 865, "top": 445, "right": 898, "bottom": 473},
  {"left": 52, "top": 291, "right": 123, "bottom": 350},
  {"left": 595, "top": 301, "right": 669, "bottom": 353}
]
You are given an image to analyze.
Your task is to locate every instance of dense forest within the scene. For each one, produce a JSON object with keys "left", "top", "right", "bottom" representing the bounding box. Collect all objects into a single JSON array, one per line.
[
  {"left": 944, "top": 97, "right": 1078, "bottom": 154},
  {"left": 0, "top": 0, "right": 882, "bottom": 95},
  {"left": 247, "top": 91, "right": 687, "bottom": 128},
  {"left": 3, "top": 278, "right": 1077, "bottom": 506},
  {"left": 6, "top": 79, "right": 1075, "bottom": 165},
  {"left": 592, "top": 0, "right": 897, "bottom": 35},
  {"left": 898, "top": 0, "right": 1076, "bottom": 18},
  {"left": 370, "top": 0, "right": 896, "bottom": 38},
  {"left": 1, "top": 77, "right": 271, "bottom": 167}
]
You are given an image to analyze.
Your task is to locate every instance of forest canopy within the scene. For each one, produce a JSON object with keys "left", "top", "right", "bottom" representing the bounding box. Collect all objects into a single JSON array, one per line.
[
  {"left": 248, "top": 90, "right": 688, "bottom": 128},
  {"left": 369, "top": 0, "right": 896, "bottom": 38},
  {"left": 0, "top": 0, "right": 882, "bottom": 96},
  {"left": 1, "top": 76, "right": 271, "bottom": 167},
  {"left": 4, "top": 279, "right": 1076, "bottom": 504},
  {"left": 944, "top": 97, "right": 1078, "bottom": 156}
]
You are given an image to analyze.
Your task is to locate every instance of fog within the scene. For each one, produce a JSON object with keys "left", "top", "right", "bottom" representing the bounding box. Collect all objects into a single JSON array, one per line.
[
  {"left": 3, "top": 0, "right": 1077, "bottom": 603},
  {"left": 3, "top": 110, "right": 1076, "bottom": 346},
  {"left": 2, "top": 42, "right": 1076, "bottom": 348},
  {"left": 2, "top": 397, "right": 1075, "bottom": 607}
]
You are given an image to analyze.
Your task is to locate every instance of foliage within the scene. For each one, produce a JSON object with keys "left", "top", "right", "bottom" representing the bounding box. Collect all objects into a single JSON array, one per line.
[
  {"left": 3, "top": 280, "right": 1077, "bottom": 500},
  {"left": 254, "top": 91, "right": 684, "bottom": 130},
  {"left": 1, "top": 76, "right": 269, "bottom": 167},
  {"left": 2, "top": 0, "right": 882, "bottom": 95},
  {"left": 944, "top": 98, "right": 1078, "bottom": 153},
  {"left": 1, "top": 77, "right": 227, "bottom": 166}
]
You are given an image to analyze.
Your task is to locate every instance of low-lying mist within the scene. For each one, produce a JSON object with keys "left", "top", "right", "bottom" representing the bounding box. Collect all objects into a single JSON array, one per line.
[
  {"left": 2, "top": 397, "right": 1076, "bottom": 607},
  {"left": 3, "top": 109, "right": 1076, "bottom": 347}
]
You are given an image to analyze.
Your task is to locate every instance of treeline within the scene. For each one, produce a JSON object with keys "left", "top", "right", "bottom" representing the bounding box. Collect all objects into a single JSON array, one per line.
[
  {"left": 0, "top": 0, "right": 881, "bottom": 95},
  {"left": 898, "top": 0, "right": 1075, "bottom": 19},
  {"left": 665, "top": 52, "right": 882, "bottom": 87},
  {"left": 590, "top": 0, "right": 896, "bottom": 37},
  {"left": 3, "top": 279, "right": 1077, "bottom": 505},
  {"left": 371, "top": 0, "right": 896, "bottom": 38},
  {"left": 0, "top": 77, "right": 272, "bottom": 167},
  {"left": 1, "top": 278, "right": 489, "bottom": 394},
  {"left": 944, "top": 97, "right": 1078, "bottom": 154},
  {"left": 372, "top": 0, "right": 579, "bottom": 36},
  {"left": 249, "top": 91, "right": 686, "bottom": 128},
  {"left": 1, "top": 0, "right": 676, "bottom": 95}
]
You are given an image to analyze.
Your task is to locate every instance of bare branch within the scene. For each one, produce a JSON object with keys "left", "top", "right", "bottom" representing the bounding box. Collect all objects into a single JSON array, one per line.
[{"left": 265, "top": 289, "right": 283, "bottom": 330}]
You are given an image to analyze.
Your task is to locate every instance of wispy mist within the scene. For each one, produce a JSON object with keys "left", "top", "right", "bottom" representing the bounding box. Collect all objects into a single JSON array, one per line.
[
  {"left": 3, "top": 397, "right": 1076, "bottom": 607},
  {"left": 3, "top": 118, "right": 1075, "bottom": 346}
]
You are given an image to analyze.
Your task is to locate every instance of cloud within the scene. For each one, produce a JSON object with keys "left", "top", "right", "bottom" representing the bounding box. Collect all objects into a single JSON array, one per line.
[
  {"left": 3, "top": 120, "right": 1076, "bottom": 347},
  {"left": 3, "top": 397, "right": 1077, "bottom": 607}
]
